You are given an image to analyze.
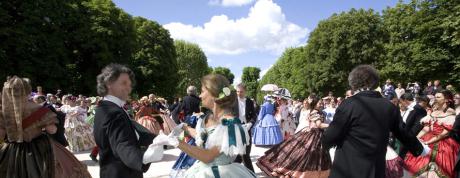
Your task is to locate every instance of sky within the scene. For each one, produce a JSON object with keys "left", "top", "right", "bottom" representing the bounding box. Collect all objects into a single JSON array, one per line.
[{"left": 112, "top": 0, "right": 404, "bottom": 84}]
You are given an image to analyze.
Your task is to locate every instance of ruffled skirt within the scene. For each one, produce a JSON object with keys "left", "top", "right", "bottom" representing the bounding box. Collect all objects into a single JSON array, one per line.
[
  {"left": 386, "top": 146, "right": 403, "bottom": 178},
  {"left": 162, "top": 115, "right": 177, "bottom": 135},
  {"left": 252, "top": 115, "right": 283, "bottom": 146},
  {"left": 171, "top": 138, "right": 197, "bottom": 178},
  {"left": 404, "top": 138, "right": 460, "bottom": 177},
  {"left": 256, "top": 128, "right": 331, "bottom": 178},
  {"left": 136, "top": 116, "right": 163, "bottom": 135},
  {"left": 0, "top": 134, "right": 91, "bottom": 178},
  {"left": 184, "top": 161, "right": 256, "bottom": 178}
]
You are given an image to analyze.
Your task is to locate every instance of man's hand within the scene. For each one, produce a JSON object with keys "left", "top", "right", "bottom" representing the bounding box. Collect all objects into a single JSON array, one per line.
[
  {"left": 151, "top": 130, "right": 170, "bottom": 146},
  {"left": 142, "top": 145, "right": 164, "bottom": 164},
  {"left": 420, "top": 142, "right": 431, "bottom": 157}
]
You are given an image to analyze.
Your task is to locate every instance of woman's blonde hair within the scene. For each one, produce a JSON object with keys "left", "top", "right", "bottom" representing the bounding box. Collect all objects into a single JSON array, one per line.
[{"left": 201, "top": 74, "right": 237, "bottom": 113}]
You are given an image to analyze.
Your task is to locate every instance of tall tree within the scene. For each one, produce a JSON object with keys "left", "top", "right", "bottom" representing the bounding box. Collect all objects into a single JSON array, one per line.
[
  {"left": 241, "top": 67, "right": 261, "bottom": 99},
  {"left": 380, "top": 0, "right": 457, "bottom": 86},
  {"left": 175, "top": 40, "right": 208, "bottom": 96},
  {"left": 258, "top": 47, "right": 308, "bottom": 101},
  {"left": 69, "top": 0, "right": 137, "bottom": 95},
  {"left": 132, "top": 17, "right": 178, "bottom": 98},
  {"left": 0, "top": 0, "right": 92, "bottom": 93},
  {"left": 305, "top": 8, "right": 387, "bottom": 95},
  {"left": 212, "top": 67, "right": 235, "bottom": 84}
]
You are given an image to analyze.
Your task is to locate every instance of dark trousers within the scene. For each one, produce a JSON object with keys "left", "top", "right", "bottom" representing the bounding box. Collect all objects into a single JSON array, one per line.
[{"left": 234, "top": 130, "right": 255, "bottom": 172}]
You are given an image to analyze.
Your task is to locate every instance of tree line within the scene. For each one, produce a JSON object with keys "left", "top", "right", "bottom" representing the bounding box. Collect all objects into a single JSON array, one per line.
[
  {"left": 258, "top": 0, "right": 460, "bottom": 100},
  {"left": 0, "top": 0, "right": 239, "bottom": 99}
]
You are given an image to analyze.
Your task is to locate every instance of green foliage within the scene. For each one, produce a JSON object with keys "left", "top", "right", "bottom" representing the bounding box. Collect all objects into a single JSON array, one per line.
[
  {"left": 261, "top": 0, "right": 460, "bottom": 98},
  {"left": 212, "top": 67, "right": 235, "bottom": 84},
  {"left": 175, "top": 40, "right": 209, "bottom": 97},
  {"left": 132, "top": 17, "right": 178, "bottom": 98},
  {"left": 0, "top": 0, "right": 182, "bottom": 98},
  {"left": 241, "top": 67, "right": 261, "bottom": 99},
  {"left": 380, "top": 0, "right": 458, "bottom": 86}
]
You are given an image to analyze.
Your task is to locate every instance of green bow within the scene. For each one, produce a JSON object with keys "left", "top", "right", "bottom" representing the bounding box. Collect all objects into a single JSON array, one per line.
[{"left": 221, "top": 118, "right": 247, "bottom": 147}]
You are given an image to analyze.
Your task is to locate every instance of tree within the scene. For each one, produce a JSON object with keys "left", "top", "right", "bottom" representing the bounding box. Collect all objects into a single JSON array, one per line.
[
  {"left": 305, "top": 9, "right": 387, "bottom": 95},
  {"left": 241, "top": 67, "right": 261, "bottom": 99},
  {"left": 0, "top": 0, "right": 89, "bottom": 93},
  {"left": 258, "top": 47, "right": 308, "bottom": 101},
  {"left": 380, "top": 0, "right": 460, "bottom": 88},
  {"left": 132, "top": 17, "right": 178, "bottom": 98},
  {"left": 175, "top": 40, "right": 209, "bottom": 96},
  {"left": 212, "top": 67, "right": 235, "bottom": 84},
  {"left": 67, "top": 0, "right": 138, "bottom": 95}
]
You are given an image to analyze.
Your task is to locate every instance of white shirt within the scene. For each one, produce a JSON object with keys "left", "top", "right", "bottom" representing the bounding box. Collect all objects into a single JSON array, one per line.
[
  {"left": 238, "top": 97, "right": 247, "bottom": 124},
  {"left": 103, "top": 95, "right": 126, "bottom": 108},
  {"left": 401, "top": 101, "right": 416, "bottom": 123},
  {"left": 103, "top": 95, "right": 139, "bottom": 140}
]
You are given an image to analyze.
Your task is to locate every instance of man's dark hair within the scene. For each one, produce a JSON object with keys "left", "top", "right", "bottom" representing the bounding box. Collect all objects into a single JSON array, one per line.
[
  {"left": 96, "top": 63, "right": 135, "bottom": 96},
  {"left": 348, "top": 65, "right": 380, "bottom": 90},
  {"left": 400, "top": 93, "right": 414, "bottom": 101}
]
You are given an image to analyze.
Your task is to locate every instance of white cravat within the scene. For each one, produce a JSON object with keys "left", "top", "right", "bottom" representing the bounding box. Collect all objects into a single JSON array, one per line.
[
  {"left": 238, "top": 97, "right": 247, "bottom": 124},
  {"left": 402, "top": 102, "right": 416, "bottom": 123},
  {"left": 103, "top": 95, "right": 139, "bottom": 140}
]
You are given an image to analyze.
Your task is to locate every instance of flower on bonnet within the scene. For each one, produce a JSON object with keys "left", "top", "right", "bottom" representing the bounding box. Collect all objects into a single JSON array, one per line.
[{"left": 218, "top": 86, "right": 234, "bottom": 99}]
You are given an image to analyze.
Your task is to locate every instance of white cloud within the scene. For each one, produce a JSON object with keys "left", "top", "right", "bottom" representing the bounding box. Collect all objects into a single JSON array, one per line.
[
  {"left": 259, "top": 64, "right": 273, "bottom": 78},
  {"left": 234, "top": 75, "right": 242, "bottom": 85},
  {"left": 209, "top": 0, "right": 254, "bottom": 7},
  {"left": 224, "top": 63, "right": 233, "bottom": 68},
  {"left": 164, "top": 0, "right": 309, "bottom": 55}
]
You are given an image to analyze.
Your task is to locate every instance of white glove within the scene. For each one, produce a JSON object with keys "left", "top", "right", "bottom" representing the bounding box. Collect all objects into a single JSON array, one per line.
[
  {"left": 142, "top": 144, "right": 164, "bottom": 164},
  {"left": 151, "top": 130, "right": 170, "bottom": 146},
  {"left": 165, "top": 136, "right": 180, "bottom": 148},
  {"left": 169, "top": 123, "right": 185, "bottom": 137},
  {"left": 243, "top": 123, "right": 252, "bottom": 131},
  {"left": 420, "top": 143, "right": 431, "bottom": 157}
]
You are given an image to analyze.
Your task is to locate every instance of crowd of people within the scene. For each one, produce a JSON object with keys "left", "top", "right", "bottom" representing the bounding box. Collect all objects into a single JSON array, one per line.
[{"left": 1, "top": 63, "right": 460, "bottom": 178}]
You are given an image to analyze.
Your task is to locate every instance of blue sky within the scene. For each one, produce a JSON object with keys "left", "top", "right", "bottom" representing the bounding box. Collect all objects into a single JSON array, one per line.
[{"left": 113, "top": 0, "right": 404, "bottom": 84}]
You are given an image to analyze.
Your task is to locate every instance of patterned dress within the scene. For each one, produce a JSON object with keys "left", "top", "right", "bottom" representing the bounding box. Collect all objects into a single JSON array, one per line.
[
  {"left": 257, "top": 109, "right": 331, "bottom": 178},
  {"left": 275, "top": 104, "right": 296, "bottom": 140},
  {"left": 61, "top": 105, "right": 96, "bottom": 152}
]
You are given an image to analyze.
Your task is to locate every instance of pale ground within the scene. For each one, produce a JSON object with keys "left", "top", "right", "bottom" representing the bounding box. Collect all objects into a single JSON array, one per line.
[{"left": 75, "top": 145, "right": 272, "bottom": 178}]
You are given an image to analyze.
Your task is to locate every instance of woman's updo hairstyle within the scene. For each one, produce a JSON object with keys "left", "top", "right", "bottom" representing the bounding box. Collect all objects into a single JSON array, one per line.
[{"left": 201, "top": 74, "right": 237, "bottom": 111}]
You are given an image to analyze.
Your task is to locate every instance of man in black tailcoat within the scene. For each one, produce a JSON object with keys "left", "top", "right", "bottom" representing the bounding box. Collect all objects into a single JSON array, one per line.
[
  {"left": 398, "top": 93, "right": 427, "bottom": 158},
  {"left": 94, "top": 64, "right": 166, "bottom": 178},
  {"left": 322, "top": 65, "right": 430, "bottom": 178},
  {"left": 234, "top": 83, "right": 257, "bottom": 172}
]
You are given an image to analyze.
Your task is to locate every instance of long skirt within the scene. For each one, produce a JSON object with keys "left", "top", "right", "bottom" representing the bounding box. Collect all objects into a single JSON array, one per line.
[
  {"left": 137, "top": 116, "right": 163, "bottom": 135},
  {"left": 162, "top": 115, "right": 177, "bottom": 135},
  {"left": 257, "top": 128, "right": 331, "bottom": 178},
  {"left": 0, "top": 134, "right": 92, "bottom": 178}
]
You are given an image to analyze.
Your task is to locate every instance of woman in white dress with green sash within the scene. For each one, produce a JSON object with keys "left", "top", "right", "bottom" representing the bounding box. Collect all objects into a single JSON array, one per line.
[{"left": 151, "top": 74, "right": 257, "bottom": 177}]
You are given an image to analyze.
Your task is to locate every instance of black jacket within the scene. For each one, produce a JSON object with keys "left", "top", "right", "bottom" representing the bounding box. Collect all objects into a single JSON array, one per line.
[
  {"left": 94, "top": 100, "right": 150, "bottom": 178},
  {"left": 182, "top": 95, "right": 201, "bottom": 116},
  {"left": 398, "top": 104, "right": 426, "bottom": 157},
  {"left": 236, "top": 97, "right": 257, "bottom": 130},
  {"left": 322, "top": 91, "right": 423, "bottom": 178},
  {"left": 404, "top": 104, "right": 427, "bottom": 137},
  {"left": 449, "top": 114, "right": 460, "bottom": 177}
]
